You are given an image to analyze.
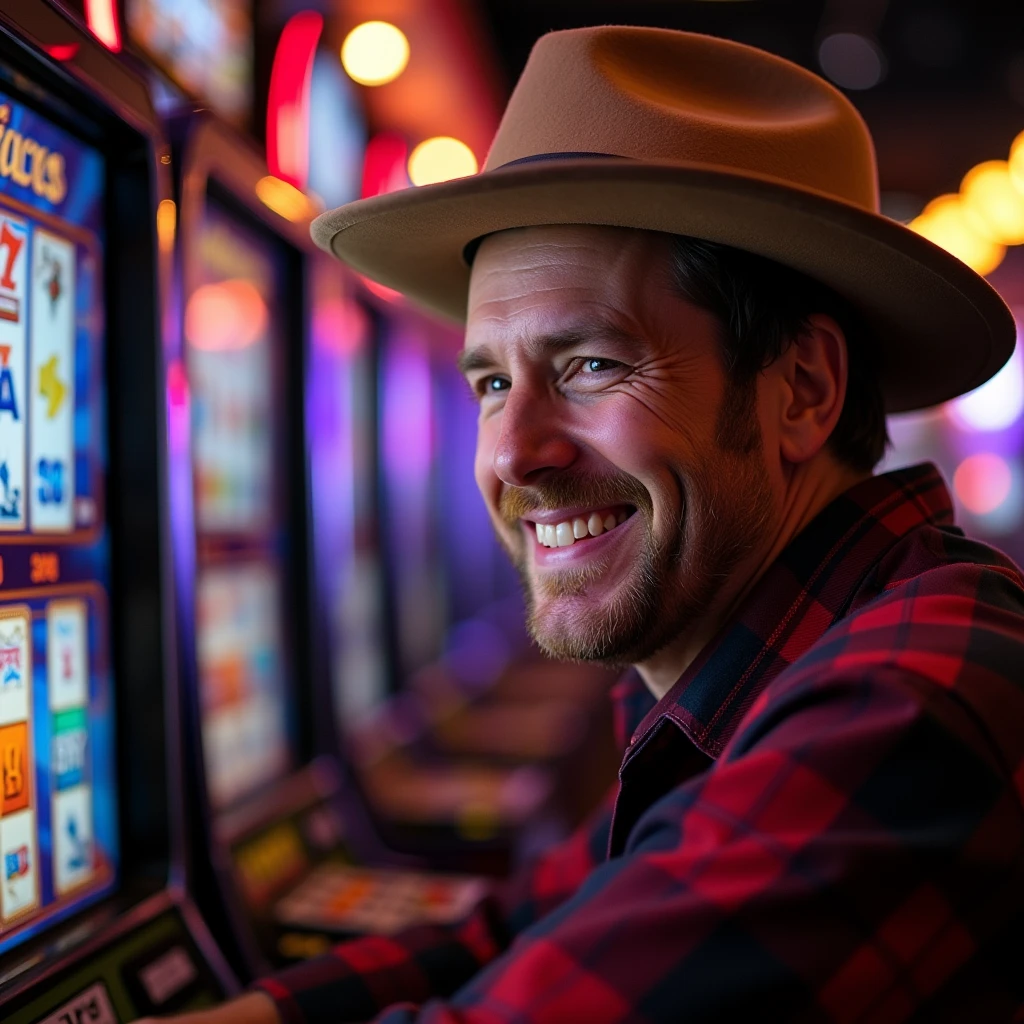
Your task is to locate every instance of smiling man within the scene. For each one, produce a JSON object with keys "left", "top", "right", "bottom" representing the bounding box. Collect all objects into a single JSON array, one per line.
[{"left": 153, "top": 25, "right": 1024, "bottom": 1024}]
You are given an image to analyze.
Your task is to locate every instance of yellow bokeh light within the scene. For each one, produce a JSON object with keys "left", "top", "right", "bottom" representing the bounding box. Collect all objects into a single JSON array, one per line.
[
  {"left": 910, "top": 194, "right": 1005, "bottom": 277},
  {"left": 255, "top": 175, "right": 318, "bottom": 222},
  {"left": 960, "top": 160, "right": 1024, "bottom": 245},
  {"left": 341, "top": 21, "right": 409, "bottom": 86},
  {"left": 156, "top": 198, "right": 176, "bottom": 254},
  {"left": 1009, "top": 131, "right": 1024, "bottom": 193},
  {"left": 408, "top": 137, "right": 478, "bottom": 187}
]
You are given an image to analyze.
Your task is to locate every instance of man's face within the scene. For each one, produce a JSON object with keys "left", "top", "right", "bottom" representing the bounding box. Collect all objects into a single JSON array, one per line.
[{"left": 462, "top": 225, "right": 778, "bottom": 667}]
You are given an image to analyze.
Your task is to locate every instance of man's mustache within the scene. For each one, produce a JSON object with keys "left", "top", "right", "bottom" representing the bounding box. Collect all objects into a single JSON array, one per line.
[{"left": 498, "top": 472, "right": 653, "bottom": 526}]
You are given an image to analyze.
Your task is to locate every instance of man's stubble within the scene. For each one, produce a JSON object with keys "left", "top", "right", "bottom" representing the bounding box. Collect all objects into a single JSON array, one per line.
[{"left": 495, "top": 377, "right": 777, "bottom": 667}]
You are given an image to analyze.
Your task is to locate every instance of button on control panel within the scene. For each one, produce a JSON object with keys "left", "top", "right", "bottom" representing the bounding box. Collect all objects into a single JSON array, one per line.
[{"left": 36, "top": 982, "right": 116, "bottom": 1024}]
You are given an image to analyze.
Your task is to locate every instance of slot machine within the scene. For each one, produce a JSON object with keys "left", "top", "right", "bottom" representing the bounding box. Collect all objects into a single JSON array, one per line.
[
  {"left": 167, "top": 113, "right": 486, "bottom": 979},
  {"left": 0, "top": 4, "right": 234, "bottom": 1021},
  {"left": 365, "top": 309, "right": 617, "bottom": 839}
]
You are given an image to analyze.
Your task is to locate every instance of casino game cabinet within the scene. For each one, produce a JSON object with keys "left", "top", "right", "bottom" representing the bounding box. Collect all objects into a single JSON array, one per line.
[
  {"left": 166, "top": 113, "right": 485, "bottom": 980},
  {"left": 0, "top": 3, "right": 235, "bottom": 1021}
]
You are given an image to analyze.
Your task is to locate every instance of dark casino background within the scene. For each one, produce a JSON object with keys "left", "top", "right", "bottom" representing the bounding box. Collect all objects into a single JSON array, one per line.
[{"left": 0, "top": 0, "right": 1020, "bottom": 1016}]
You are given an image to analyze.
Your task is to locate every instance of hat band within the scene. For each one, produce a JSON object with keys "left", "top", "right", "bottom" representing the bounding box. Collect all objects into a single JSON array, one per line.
[
  {"left": 463, "top": 153, "right": 625, "bottom": 263},
  {"left": 495, "top": 151, "right": 623, "bottom": 170}
]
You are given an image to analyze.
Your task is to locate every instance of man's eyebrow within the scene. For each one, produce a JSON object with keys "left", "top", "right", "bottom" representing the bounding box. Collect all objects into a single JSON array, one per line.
[{"left": 457, "top": 318, "right": 637, "bottom": 378}]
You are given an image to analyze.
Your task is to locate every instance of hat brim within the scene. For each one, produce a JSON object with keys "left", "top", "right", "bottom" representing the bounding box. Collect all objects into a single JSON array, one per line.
[{"left": 312, "top": 158, "right": 1016, "bottom": 414}]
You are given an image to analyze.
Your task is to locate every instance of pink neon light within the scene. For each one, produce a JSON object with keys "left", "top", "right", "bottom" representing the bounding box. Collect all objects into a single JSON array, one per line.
[
  {"left": 45, "top": 43, "right": 80, "bottom": 62},
  {"left": 85, "top": 0, "right": 121, "bottom": 52},
  {"left": 954, "top": 453, "right": 1013, "bottom": 515},
  {"left": 266, "top": 11, "right": 323, "bottom": 189},
  {"left": 361, "top": 134, "right": 410, "bottom": 199}
]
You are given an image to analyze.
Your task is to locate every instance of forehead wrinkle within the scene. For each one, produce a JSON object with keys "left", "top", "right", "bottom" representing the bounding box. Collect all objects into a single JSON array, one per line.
[{"left": 466, "top": 227, "right": 670, "bottom": 369}]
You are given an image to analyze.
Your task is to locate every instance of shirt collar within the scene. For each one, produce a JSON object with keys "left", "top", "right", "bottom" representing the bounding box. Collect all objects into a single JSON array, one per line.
[{"left": 620, "top": 462, "right": 955, "bottom": 760}]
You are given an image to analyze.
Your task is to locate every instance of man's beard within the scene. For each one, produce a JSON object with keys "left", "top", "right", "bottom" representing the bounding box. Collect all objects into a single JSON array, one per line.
[{"left": 494, "top": 379, "right": 776, "bottom": 667}]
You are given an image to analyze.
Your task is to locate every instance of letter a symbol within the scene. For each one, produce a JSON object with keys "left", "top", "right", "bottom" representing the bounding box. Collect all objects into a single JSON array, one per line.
[{"left": 0, "top": 366, "right": 17, "bottom": 420}]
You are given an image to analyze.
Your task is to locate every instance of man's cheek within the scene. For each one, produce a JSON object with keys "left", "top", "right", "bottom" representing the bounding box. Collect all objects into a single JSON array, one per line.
[{"left": 473, "top": 430, "right": 503, "bottom": 503}]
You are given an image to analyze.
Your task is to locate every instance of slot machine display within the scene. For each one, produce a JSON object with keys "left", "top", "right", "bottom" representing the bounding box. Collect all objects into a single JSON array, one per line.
[
  {"left": 169, "top": 114, "right": 485, "bottom": 978},
  {"left": 359, "top": 312, "right": 616, "bottom": 842},
  {"left": 0, "top": 4, "right": 232, "bottom": 1021}
]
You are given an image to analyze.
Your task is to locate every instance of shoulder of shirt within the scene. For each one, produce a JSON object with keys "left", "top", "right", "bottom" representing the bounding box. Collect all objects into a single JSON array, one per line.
[{"left": 739, "top": 521, "right": 1024, "bottom": 799}]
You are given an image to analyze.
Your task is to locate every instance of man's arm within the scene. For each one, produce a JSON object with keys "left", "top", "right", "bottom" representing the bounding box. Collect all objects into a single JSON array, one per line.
[
  {"left": 136, "top": 991, "right": 280, "bottom": 1024},
  {"left": 357, "top": 666, "right": 1023, "bottom": 1022},
  {"left": 139, "top": 788, "right": 618, "bottom": 1024}
]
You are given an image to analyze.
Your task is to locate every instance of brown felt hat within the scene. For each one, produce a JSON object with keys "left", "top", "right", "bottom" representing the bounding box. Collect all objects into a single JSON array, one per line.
[{"left": 312, "top": 25, "right": 1015, "bottom": 413}]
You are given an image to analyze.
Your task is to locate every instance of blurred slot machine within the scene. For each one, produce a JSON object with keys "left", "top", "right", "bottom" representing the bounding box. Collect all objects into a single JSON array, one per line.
[
  {"left": 321, "top": 303, "right": 553, "bottom": 871},
  {"left": 0, "top": 4, "right": 236, "bottom": 1022},
  {"left": 352, "top": 309, "right": 617, "bottom": 857},
  {"left": 163, "top": 113, "right": 486, "bottom": 979}
]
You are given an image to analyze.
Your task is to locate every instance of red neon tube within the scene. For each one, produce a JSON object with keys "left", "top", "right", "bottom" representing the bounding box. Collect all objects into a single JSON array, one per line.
[
  {"left": 85, "top": 0, "right": 122, "bottom": 52},
  {"left": 266, "top": 11, "right": 323, "bottom": 189}
]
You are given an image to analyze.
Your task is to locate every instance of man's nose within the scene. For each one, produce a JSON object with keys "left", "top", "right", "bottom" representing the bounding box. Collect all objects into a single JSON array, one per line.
[{"left": 492, "top": 386, "right": 579, "bottom": 486}]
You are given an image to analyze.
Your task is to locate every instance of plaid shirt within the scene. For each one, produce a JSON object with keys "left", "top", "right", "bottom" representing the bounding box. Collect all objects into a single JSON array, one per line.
[{"left": 257, "top": 464, "right": 1024, "bottom": 1022}]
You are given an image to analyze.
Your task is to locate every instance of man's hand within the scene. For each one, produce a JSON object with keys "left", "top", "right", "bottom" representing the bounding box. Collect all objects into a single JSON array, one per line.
[{"left": 133, "top": 990, "right": 280, "bottom": 1024}]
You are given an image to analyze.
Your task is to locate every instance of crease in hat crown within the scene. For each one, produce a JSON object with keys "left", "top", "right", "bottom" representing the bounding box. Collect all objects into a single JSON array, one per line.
[{"left": 483, "top": 26, "right": 879, "bottom": 212}]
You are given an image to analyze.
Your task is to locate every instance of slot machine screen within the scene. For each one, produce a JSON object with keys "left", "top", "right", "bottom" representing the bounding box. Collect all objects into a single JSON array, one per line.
[
  {"left": 0, "top": 87, "right": 117, "bottom": 955},
  {"left": 125, "top": 0, "right": 253, "bottom": 128},
  {"left": 186, "top": 193, "right": 295, "bottom": 811}
]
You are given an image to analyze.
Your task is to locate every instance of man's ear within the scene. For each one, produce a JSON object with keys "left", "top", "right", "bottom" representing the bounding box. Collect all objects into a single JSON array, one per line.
[{"left": 777, "top": 313, "right": 848, "bottom": 465}]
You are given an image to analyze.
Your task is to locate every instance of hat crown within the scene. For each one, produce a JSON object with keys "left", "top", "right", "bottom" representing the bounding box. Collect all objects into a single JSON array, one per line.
[{"left": 484, "top": 26, "right": 879, "bottom": 213}]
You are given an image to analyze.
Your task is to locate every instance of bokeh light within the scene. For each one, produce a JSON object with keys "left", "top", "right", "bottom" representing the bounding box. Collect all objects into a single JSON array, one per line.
[
  {"left": 408, "top": 137, "right": 478, "bottom": 186},
  {"left": 960, "top": 161, "right": 1024, "bottom": 245},
  {"left": 341, "top": 22, "right": 410, "bottom": 87},
  {"left": 312, "top": 297, "right": 370, "bottom": 357},
  {"left": 361, "top": 134, "right": 410, "bottom": 198},
  {"left": 950, "top": 342, "right": 1024, "bottom": 432},
  {"left": 185, "top": 280, "right": 268, "bottom": 352},
  {"left": 156, "top": 199, "right": 176, "bottom": 255},
  {"left": 1009, "top": 130, "right": 1024, "bottom": 193},
  {"left": 910, "top": 194, "right": 1005, "bottom": 276},
  {"left": 817, "top": 33, "right": 886, "bottom": 90},
  {"left": 255, "top": 175, "right": 319, "bottom": 222},
  {"left": 953, "top": 453, "right": 1013, "bottom": 515},
  {"left": 85, "top": 0, "right": 122, "bottom": 51}
]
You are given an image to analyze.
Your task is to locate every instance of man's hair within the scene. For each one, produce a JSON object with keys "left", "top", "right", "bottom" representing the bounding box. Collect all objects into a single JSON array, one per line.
[{"left": 667, "top": 235, "right": 889, "bottom": 472}]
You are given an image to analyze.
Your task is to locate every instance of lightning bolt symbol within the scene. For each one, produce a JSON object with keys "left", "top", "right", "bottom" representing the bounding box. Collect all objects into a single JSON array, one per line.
[{"left": 39, "top": 355, "right": 66, "bottom": 419}]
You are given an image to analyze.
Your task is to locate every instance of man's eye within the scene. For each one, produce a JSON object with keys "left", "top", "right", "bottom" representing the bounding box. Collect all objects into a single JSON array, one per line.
[
  {"left": 481, "top": 375, "right": 510, "bottom": 395},
  {"left": 582, "top": 358, "right": 618, "bottom": 373}
]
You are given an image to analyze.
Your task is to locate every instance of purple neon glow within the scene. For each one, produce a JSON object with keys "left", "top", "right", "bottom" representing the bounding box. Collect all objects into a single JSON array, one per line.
[{"left": 382, "top": 330, "right": 433, "bottom": 492}]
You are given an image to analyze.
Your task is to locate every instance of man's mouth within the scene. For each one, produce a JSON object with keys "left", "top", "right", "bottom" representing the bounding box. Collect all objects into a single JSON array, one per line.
[{"left": 526, "top": 505, "right": 635, "bottom": 549}]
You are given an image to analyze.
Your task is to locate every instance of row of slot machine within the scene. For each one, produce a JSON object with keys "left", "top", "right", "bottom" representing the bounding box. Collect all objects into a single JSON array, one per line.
[{"left": 0, "top": 2, "right": 610, "bottom": 1020}]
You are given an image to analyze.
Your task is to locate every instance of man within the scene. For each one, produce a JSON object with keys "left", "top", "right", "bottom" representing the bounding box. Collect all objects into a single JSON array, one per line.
[{"left": 153, "top": 26, "right": 1024, "bottom": 1022}]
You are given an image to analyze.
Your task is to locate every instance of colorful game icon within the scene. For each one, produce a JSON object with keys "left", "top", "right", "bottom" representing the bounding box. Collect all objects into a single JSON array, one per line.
[
  {"left": 0, "top": 215, "right": 28, "bottom": 531},
  {"left": 0, "top": 606, "right": 31, "bottom": 726},
  {"left": 47, "top": 599, "right": 88, "bottom": 712},
  {"left": 52, "top": 707, "right": 87, "bottom": 791},
  {"left": 30, "top": 228, "right": 75, "bottom": 532},
  {"left": 0, "top": 807, "right": 39, "bottom": 921},
  {"left": 53, "top": 784, "right": 93, "bottom": 895},
  {"left": 0, "top": 721, "right": 30, "bottom": 815}
]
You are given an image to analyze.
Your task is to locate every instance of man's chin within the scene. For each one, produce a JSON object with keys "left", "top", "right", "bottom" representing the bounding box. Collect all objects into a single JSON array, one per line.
[{"left": 524, "top": 578, "right": 653, "bottom": 665}]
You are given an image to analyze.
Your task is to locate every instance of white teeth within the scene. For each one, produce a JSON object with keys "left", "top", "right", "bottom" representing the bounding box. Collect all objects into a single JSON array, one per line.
[{"left": 534, "top": 510, "right": 632, "bottom": 548}]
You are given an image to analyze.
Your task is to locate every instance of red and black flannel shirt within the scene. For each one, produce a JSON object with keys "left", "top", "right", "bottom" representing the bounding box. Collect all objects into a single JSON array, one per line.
[{"left": 256, "top": 463, "right": 1024, "bottom": 1022}]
